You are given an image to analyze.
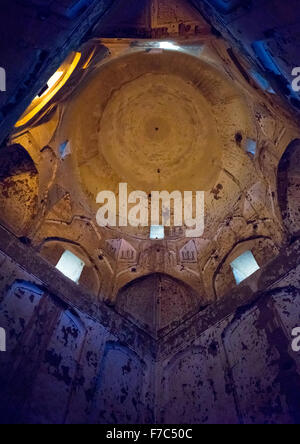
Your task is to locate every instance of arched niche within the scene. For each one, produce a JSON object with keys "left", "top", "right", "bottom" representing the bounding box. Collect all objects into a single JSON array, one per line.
[
  {"left": 89, "top": 341, "right": 150, "bottom": 425},
  {"left": 277, "top": 139, "right": 300, "bottom": 237},
  {"left": 115, "top": 273, "right": 204, "bottom": 338},
  {"left": 0, "top": 144, "right": 38, "bottom": 236},
  {"left": 40, "top": 239, "right": 101, "bottom": 296}
]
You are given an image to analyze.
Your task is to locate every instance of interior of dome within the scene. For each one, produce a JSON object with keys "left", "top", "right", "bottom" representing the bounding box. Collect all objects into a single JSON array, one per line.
[{"left": 0, "top": 0, "right": 300, "bottom": 425}]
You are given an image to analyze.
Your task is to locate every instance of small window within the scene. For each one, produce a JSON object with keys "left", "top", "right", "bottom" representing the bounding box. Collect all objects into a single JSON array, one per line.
[
  {"left": 150, "top": 225, "right": 165, "bottom": 240},
  {"left": 159, "top": 42, "right": 180, "bottom": 51},
  {"left": 245, "top": 138, "right": 257, "bottom": 155},
  {"left": 56, "top": 250, "right": 85, "bottom": 283},
  {"left": 59, "top": 141, "right": 71, "bottom": 159},
  {"left": 230, "top": 250, "right": 260, "bottom": 285},
  {"left": 37, "top": 71, "right": 63, "bottom": 98}
]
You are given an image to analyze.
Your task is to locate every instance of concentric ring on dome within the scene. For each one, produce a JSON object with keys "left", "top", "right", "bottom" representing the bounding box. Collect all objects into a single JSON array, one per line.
[
  {"left": 62, "top": 48, "right": 253, "bottom": 238},
  {"left": 99, "top": 68, "right": 220, "bottom": 191}
]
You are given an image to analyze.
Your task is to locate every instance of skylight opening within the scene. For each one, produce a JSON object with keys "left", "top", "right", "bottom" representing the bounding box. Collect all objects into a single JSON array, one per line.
[
  {"left": 36, "top": 71, "right": 64, "bottom": 99},
  {"left": 55, "top": 250, "right": 85, "bottom": 284},
  {"left": 15, "top": 52, "right": 81, "bottom": 128},
  {"left": 150, "top": 225, "right": 165, "bottom": 240},
  {"left": 42, "top": 71, "right": 63, "bottom": 96},
  {"left": 159, "top": 42, "right": 180, "bottom": 51},
  {"left": 230, "top": 250, "right": 260, "bottom": 285}
]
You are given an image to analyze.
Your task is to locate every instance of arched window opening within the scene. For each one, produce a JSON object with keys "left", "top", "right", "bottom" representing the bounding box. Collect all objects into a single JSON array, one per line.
[
  {"left": 40, "top": 240, "right": 101, "bottom": 295},
  {"left": 15, "top": 52, "right": 81, "bottom": 128}
]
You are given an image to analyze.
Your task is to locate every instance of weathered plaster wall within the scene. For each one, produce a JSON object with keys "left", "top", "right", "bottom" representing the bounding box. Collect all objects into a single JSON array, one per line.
[
  {"left": 157, "top": 270, "right": 300, "bottom": 424},
  {"left": 0, "top": 244, "right": 155, "bottom": 424},
  {"left": 0, "top": 227, "right": 299, "bottom": 424},
  {"left": 115, "top": 273, "right": 204, "bottom": 338}
]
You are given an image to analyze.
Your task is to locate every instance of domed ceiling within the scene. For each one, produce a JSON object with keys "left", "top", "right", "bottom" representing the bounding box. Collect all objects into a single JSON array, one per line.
[
  {"left": 4, "top": 0, "right": 300, "bottom": 302},
  {"left": 60, "top": 48, "right": 254, "bottom": 235}
]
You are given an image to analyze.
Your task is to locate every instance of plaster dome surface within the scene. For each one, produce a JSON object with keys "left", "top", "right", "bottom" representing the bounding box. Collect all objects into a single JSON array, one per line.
[
  {"left": 61, "top": 49, "right": 253, "bottom": 235},
  {"left": 99, "top": 67, "right": 220, "bottom": 192}
]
